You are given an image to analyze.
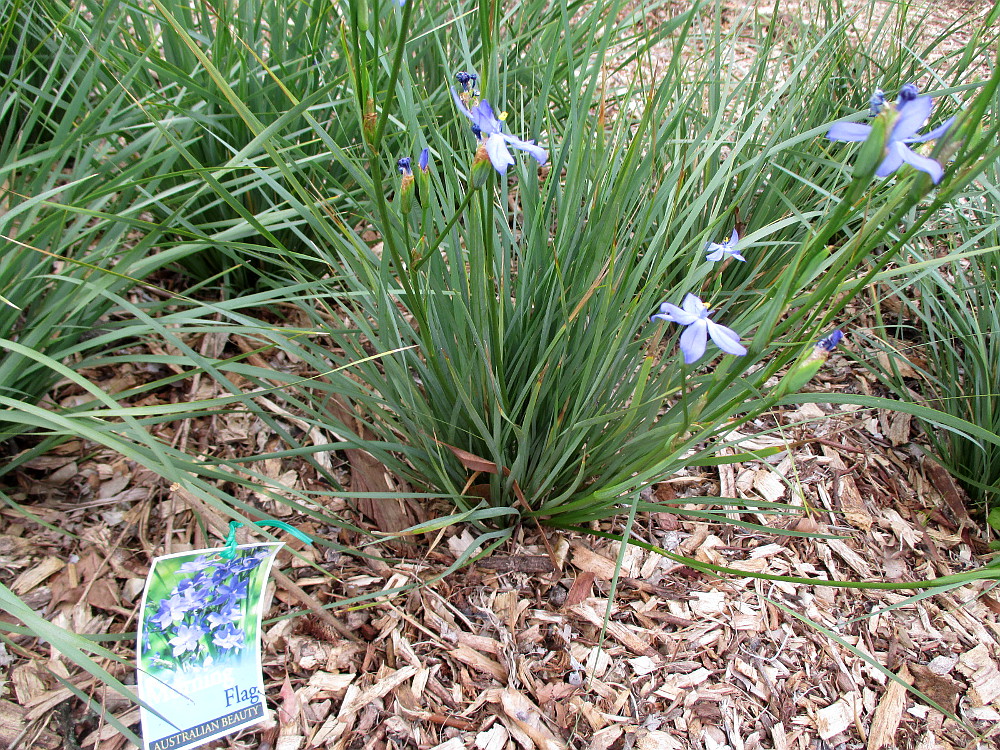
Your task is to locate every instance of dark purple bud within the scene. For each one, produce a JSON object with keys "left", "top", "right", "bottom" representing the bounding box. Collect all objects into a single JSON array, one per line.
[
  {"left": 868, "top": 88, "right": 885, "bottom": 117},
  {"left": 470, "top": 123, "right": 482, "bottom": 139},
  {"left": 397, "top": 157, "right": 412, "bottom": 175},
  {"left": 898, "top": 83, "right": 919, "bottom": 104},
  {"left": 816, "top": 330, "right": 844, "bottom": 352},
  {"left": 455, "top": 71, "right": 478, "bottom": 91}
]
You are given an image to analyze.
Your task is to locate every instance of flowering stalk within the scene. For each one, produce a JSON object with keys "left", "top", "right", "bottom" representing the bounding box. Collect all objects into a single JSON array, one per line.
[{"left": 398, "top": 148, "right": 431, "bottom": 213}]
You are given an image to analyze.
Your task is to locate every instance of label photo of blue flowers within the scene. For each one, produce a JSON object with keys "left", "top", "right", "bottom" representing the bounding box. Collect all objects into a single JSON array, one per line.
[{"left": 136, "top": 544, "right": 281, "bottom": 750}]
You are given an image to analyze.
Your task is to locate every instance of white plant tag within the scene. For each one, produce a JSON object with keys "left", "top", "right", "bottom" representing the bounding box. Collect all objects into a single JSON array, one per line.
[{"left": 136, "top": 543, "right": 281, "bottom": 750}]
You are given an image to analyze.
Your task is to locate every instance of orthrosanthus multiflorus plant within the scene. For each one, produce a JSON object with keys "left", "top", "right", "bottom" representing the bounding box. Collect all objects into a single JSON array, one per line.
[{"left": 827, "top": 84, "right": 954, "bottom": 183}]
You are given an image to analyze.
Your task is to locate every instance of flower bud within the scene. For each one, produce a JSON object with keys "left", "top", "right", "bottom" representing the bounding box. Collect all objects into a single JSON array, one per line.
[
  {"left": 400, "top": 173, "right": 414, "bottom": 213},
  {"left": 868, "top": 88, "right": 885, "bottom": 118},
  {"left": 898, "top": 83, "right": 919, "bottom": 104},
  {"left": 775, "top": 330, "right": 844, "bottom": 397},
  {"left": 415, "top": 147, "right": 431, "bottom": 207},
  {"left": 397, "top": 157, "right": 414, "bottom": 213}
]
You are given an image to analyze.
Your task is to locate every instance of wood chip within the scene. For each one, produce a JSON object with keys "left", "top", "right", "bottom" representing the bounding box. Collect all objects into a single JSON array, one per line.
[
  {"left": 476, "top": 723, "right": 511, "bottom": 750},
  {"left": 564, "top": 571, "right": 595, "bottom": 608},
  {"left": 635, "top": 728, "right": 684, "bottom": 750},
  {"left": 0, "top": 699, "right": 58, "bottom": 749},
  {"left": 570, "top": 602, "right": 661, "bottom": 661},
  {"left": 957, "top": 644, "right": 1000, "bottom": 706},
  {"left": 586, "top": 726, "right": 624, "bottom": 750},
  {"left": 868, "top": 665, "right": 911, "bottom": 749},
  {"left": 826, "top": 538, "right": 874, "bottom": 578},
  {"left": 570, "top": 544, "right": 618, "bottom": 580},
  {"left": 449, "top": 644, "right": 508, "bottom": 682},
  {"left": 909, "top": 663, "right": 960, "bottom": 714},
  {"left": 499, "top": 688, "right": 567, "bottom": 750},
  {"left": 311, "top": 666, "right": 417, "bottom": 746},
  {"left": 11, "top": 556, "right": 64, "bottom": 594},
  {"left": 822, "top": 446, "right": 872, "bottom": 530},
  {"left": 815, "top": 693, "right": 861, "bottom": 740}
]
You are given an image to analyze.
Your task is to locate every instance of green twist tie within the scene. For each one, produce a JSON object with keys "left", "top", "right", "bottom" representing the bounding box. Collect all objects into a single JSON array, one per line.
[{"left": 219, "top": 520, "right": 314, "bottom": 560}]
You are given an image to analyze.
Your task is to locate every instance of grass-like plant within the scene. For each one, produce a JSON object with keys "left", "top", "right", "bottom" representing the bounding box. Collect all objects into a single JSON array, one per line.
[
  {"left": 0, "top": 0, "right": 190, "bottom": 441},
  {"left": 863, "top": 158, "right": 1000, "bottom": 513},
  {"left": 67, "top": 0, "right": 678, "bottom": 289},
  {"left": 244, "top": 0, "right": 1000, "bottom": 553}
]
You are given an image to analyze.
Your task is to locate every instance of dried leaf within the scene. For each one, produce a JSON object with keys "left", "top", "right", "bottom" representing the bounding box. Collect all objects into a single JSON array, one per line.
[
  {"left": 441, "top": 443, "right": 500, "bottom": 474},
  {"left": 909, "top": 663, "right": 959, "bottom": 714}
]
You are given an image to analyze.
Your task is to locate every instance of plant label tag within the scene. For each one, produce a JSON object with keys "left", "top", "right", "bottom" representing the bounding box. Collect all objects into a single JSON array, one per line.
[{"left": 136, "top": 543, "right": 282, "bottom": 750}]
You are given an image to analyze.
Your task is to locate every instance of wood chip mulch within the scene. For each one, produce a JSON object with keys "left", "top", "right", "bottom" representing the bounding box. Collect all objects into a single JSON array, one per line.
[{"left": 2, "top": 330, "right": 1000, "bottom": 750}]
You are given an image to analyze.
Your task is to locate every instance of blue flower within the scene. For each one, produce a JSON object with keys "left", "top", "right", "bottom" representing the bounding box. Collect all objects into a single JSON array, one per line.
[
  {"left": 213, "top": 623, "right": 245, "bottom": 652},
  {"left": 214, "top": 575, "right": 249, "bottom": 602},
  {"left": 816, "top": 329, "right": 844, "bottom": 352},
  {"left": 177, "top": 555, "right": 213, "bottom": 574},
  {"left": 153, "top": 595, "right": 190, "bottom": 627},
  {"left": 228, "top": 551, "right": 265, "bottom": 574},
  {"left": 652, "top": 293, "right": 747, "bottom": 365},
  {"left": 827, "top": 84, "right": 954, "bottom": 184},
  {"left": 168, "top": 623, "right": 207, "bottom": 657},
  {"left": 451, "top": 88, "right": 548, "bottom": 174},
  {"left": 397, "top": 156, "right": 412, "bottom": 176},
  {"left": 207, "top": 599, "right": 241, "bottom": 630},
  {"left": 705, "top": 229, "right": 744, "bottom": 262},
  {"left": 176, "top": 584, "right": 212, "bottom": 609}
]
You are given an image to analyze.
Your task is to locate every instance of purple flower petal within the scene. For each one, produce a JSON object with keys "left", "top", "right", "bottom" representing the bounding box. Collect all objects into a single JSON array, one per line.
[
  {"left": 452, "top": 89, "right": 547, "bottom": 173},
  {"left": 705, "top": 245, "right": 726, "bottom": 262},
  {"left": 907, "top": 115, "right": 954, "bottom": 144},
  {"left": 681, "top": 293, "right": 705, "bottom": 318},
  {"left": 706, "top": 320, "right": 747, "bottom": 356},
  {"left": 652, "top": 293, "right": 745, "bottom": 363},
  {"left": 828, "top": 85, "right": 950, "bottom": 183},
  {"left": 484, "top": 134, "right": 515, "bottom": 172},
  {"left": 499, "top": 133, "right": 548, "bottom": 165},
  {"left": 827, "top": 122, "right": 873, "bottom": 142},
  {"left": 653, "top": 301, "right": 696, "bottom": 325},
  {"left": 875, "top": 141, "right": 907, "bottom": 177},
  {"left": 892, "top": 95, "right": 933, "bottom": 140},
  {"left": 679, "top": 320, "right": 708, "bottom": 364},
  {"left": 898, "top": 144, "right": 944, "bottom": 184}
]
